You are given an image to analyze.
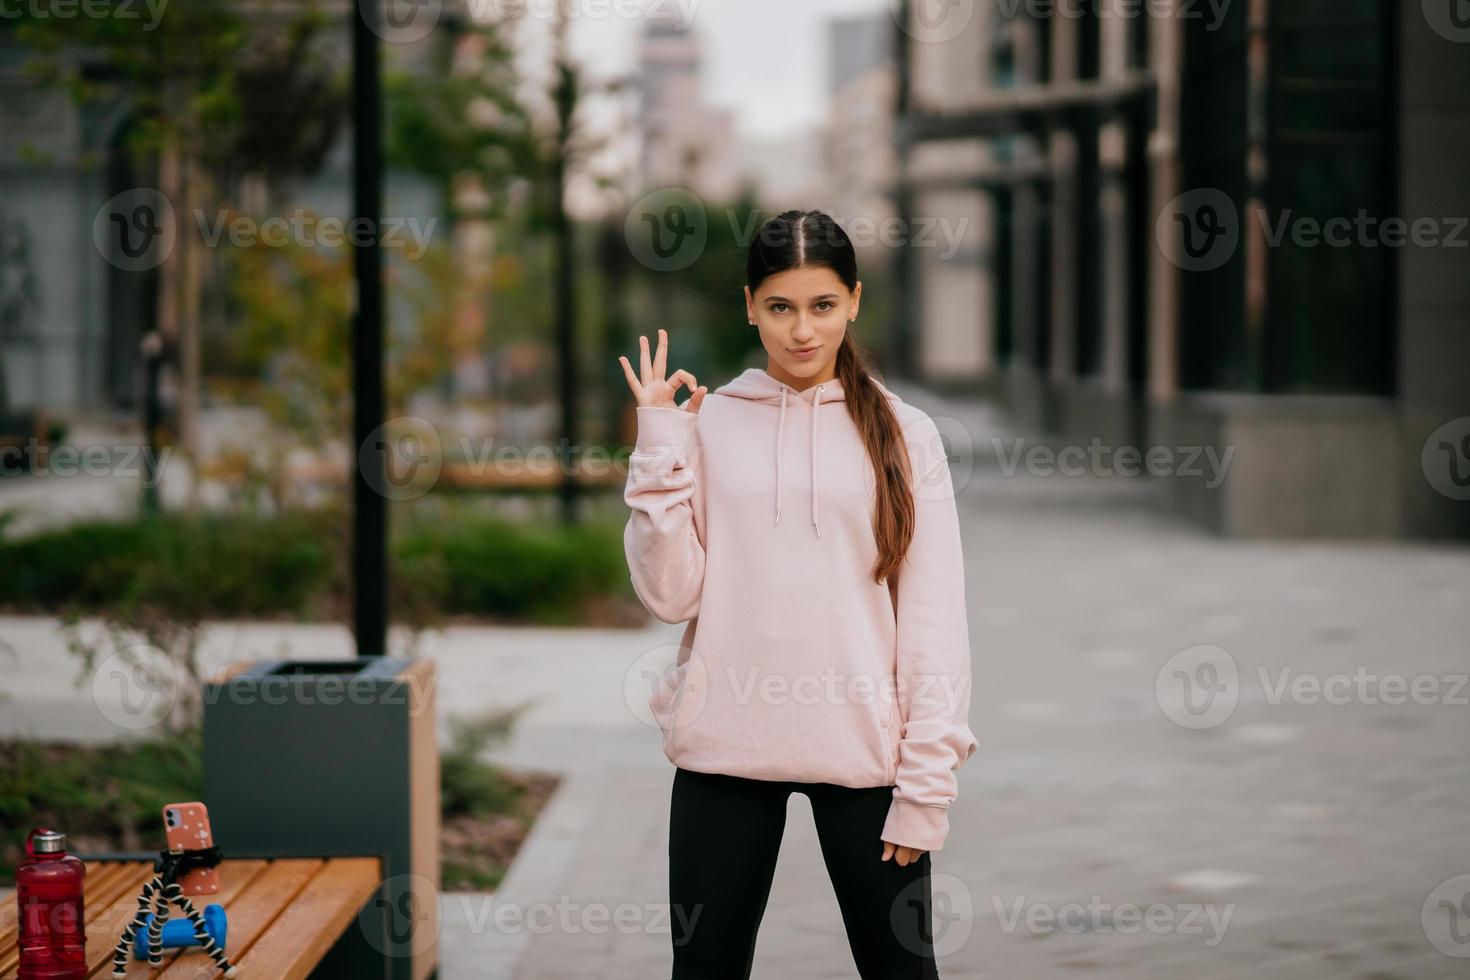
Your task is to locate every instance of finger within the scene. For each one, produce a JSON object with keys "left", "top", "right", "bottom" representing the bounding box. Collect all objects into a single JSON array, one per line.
[
  {"left": 881, "top": 842, "right": 894, "bottom": 862},
  {"left": 638, "top": 334, "right": 652, "bottom": 385},
  {"left": 653, "top": 328, "right": 668, "bottom": 380},
  {"left": 668, "top": 369, "right": 697, "bottom": 395},
  {"left": 687, "top": 385, "right": 707, "bottom": 414},
  {"left": 618, "top": 356, "right": 642, "bottom": 398}
]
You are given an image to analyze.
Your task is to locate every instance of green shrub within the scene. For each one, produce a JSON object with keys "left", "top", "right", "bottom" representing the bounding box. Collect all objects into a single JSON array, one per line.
[
  {"left": 394, "top": 516, "right": 632, "bottom": 625},
  {"left": 0, "top": 511, "right": 336, "bottom": 619},
  {"left": 0, "top": 507, "right": 635, "bottom": 625},
  {"left": 0, "top": 735, "right": 205, "bottom": 868}
]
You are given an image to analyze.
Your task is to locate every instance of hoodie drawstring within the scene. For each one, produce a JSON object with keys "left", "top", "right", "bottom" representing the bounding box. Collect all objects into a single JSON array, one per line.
[
  {"left": 774, "top": 384, "right": 787, "bottom": 526},
  {"left": 772, "top": 382, "right": 823, "bottom": 537},
  {"left": 811, "top": 384, "right": 823, "bottom": 538}
]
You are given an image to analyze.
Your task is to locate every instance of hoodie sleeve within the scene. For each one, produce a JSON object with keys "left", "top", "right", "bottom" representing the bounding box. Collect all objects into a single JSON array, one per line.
[
  {"left": 880, "top": 417, "right": 979, "bottom": 852},
  {"left": 623, "top": 405, "right": 706, "bottom": 624}
]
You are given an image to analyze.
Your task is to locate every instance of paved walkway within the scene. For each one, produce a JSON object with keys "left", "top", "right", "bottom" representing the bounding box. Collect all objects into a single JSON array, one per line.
[{"left": 4, "top": 394, "right": 1469, "bottom": 978}]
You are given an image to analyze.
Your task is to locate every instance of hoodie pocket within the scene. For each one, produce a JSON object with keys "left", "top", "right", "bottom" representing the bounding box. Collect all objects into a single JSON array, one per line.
[
  {"left": 649, "top": 657, "right": 703, "bottom": 758},
  {"left": 879, "top": 687, "right": 900, "bottom": 785}
]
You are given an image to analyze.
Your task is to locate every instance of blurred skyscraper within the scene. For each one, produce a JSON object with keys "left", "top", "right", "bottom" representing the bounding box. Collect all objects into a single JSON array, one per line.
[
  {"left": 636, "top": 12, "right": 739, "bottom": 200},
  {"left": 891, "top": 0, "right": 1470, "bottom": 540}
]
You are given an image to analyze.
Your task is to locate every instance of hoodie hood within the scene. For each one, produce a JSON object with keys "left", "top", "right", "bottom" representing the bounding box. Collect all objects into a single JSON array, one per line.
[{"left": 713, "top": 367, "right": 896, "bottom": 539}]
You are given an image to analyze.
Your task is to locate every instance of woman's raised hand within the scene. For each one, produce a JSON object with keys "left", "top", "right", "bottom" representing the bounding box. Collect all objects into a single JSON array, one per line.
[{"left": 618, "top": 329, "right": 707, "bottom": 414}]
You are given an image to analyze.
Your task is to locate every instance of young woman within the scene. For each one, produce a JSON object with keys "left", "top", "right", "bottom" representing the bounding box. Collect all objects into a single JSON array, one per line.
[{"left": 618, "top": 209, "right": 978, "bottom": 979}]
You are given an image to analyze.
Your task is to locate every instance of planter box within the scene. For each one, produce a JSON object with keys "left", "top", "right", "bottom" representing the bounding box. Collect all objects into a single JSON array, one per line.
[{"left": 203, "top": 657, "right": 440, "bottom": 980}]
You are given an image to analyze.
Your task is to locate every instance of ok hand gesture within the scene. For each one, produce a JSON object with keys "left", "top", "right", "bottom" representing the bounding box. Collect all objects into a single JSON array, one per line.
[{"left": 618, "top": 329, "right": 707, "bottom": 414}]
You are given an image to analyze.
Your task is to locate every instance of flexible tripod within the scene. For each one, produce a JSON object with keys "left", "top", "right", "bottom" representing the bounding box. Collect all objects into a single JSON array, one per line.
[{"left": 111, "top": 844, "right": 237, "bottom": 977}]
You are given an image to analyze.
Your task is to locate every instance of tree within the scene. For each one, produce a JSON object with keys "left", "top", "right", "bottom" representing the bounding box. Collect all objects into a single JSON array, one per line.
[{"left": 15, "top": 1, "right": 347, "bottom": 508}]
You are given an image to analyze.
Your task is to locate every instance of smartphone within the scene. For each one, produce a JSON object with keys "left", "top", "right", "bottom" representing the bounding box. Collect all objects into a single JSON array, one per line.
[{"left": 162, "top": 802, "right": 221, "bottom": 897}]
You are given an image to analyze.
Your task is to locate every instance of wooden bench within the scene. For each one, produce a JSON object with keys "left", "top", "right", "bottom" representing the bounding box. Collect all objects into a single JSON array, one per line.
[{"left": 0, "top": 855, "right": 381, "bottom": 979}]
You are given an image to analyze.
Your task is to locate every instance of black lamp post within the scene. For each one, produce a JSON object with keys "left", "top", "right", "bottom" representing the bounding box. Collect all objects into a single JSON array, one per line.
[{"left": 351, "top": 0, "right": 387, "bottom": 658}]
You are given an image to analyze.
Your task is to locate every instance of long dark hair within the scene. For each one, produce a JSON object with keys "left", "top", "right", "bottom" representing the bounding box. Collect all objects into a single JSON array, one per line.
[{"left": 745, "top": 209, "right": 914, "bottom": 584}]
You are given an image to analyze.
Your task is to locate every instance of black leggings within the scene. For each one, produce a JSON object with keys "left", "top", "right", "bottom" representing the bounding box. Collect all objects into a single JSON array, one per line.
[{"left": 668, "top": 766, "right": 940, "bottom": 980}]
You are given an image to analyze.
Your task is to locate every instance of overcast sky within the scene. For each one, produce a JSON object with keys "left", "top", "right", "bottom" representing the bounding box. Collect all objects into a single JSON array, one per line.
[{"left": 566, "top": 0, "right": 892, "bottom": 139}]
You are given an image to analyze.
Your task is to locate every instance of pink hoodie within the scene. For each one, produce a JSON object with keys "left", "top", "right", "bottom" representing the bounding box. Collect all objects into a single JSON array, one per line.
[{"left": 624, "top": 367, "right": 978, "bottom": 851}]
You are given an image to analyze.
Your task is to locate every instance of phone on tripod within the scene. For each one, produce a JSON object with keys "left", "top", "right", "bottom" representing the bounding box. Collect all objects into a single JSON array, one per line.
[{"left": 162, "top": 802, "right": 221, "bottom": 896}]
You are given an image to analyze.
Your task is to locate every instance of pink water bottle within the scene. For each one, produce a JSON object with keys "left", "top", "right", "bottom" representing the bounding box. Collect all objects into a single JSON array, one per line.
[{"left": 15, "top": 827, "right": 87, "bottom": 980}]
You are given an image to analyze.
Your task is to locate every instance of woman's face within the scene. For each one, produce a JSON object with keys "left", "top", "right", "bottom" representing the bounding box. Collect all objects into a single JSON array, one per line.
[{"left": 745, "top": 265, "right": 861, "bottom": 389}]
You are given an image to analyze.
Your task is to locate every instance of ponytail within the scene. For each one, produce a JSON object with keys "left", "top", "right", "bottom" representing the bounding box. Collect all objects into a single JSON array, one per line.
[{"left": 836, "top": 333, "right": 914, "bottom": 583}]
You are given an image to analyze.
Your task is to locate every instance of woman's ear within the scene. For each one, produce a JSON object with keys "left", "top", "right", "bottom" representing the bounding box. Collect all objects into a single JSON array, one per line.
[
  {"left": 850, "top": 280, "right": 862, "bottom": 321},
  {"left": 744, "top": 285, "right": 756, "bottom": 325}
]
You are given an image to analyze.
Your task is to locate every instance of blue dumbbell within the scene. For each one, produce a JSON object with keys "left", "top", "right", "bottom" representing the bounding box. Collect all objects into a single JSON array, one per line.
[{"left": 132, "top": 903, "right": 228, "bottom": 959}]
